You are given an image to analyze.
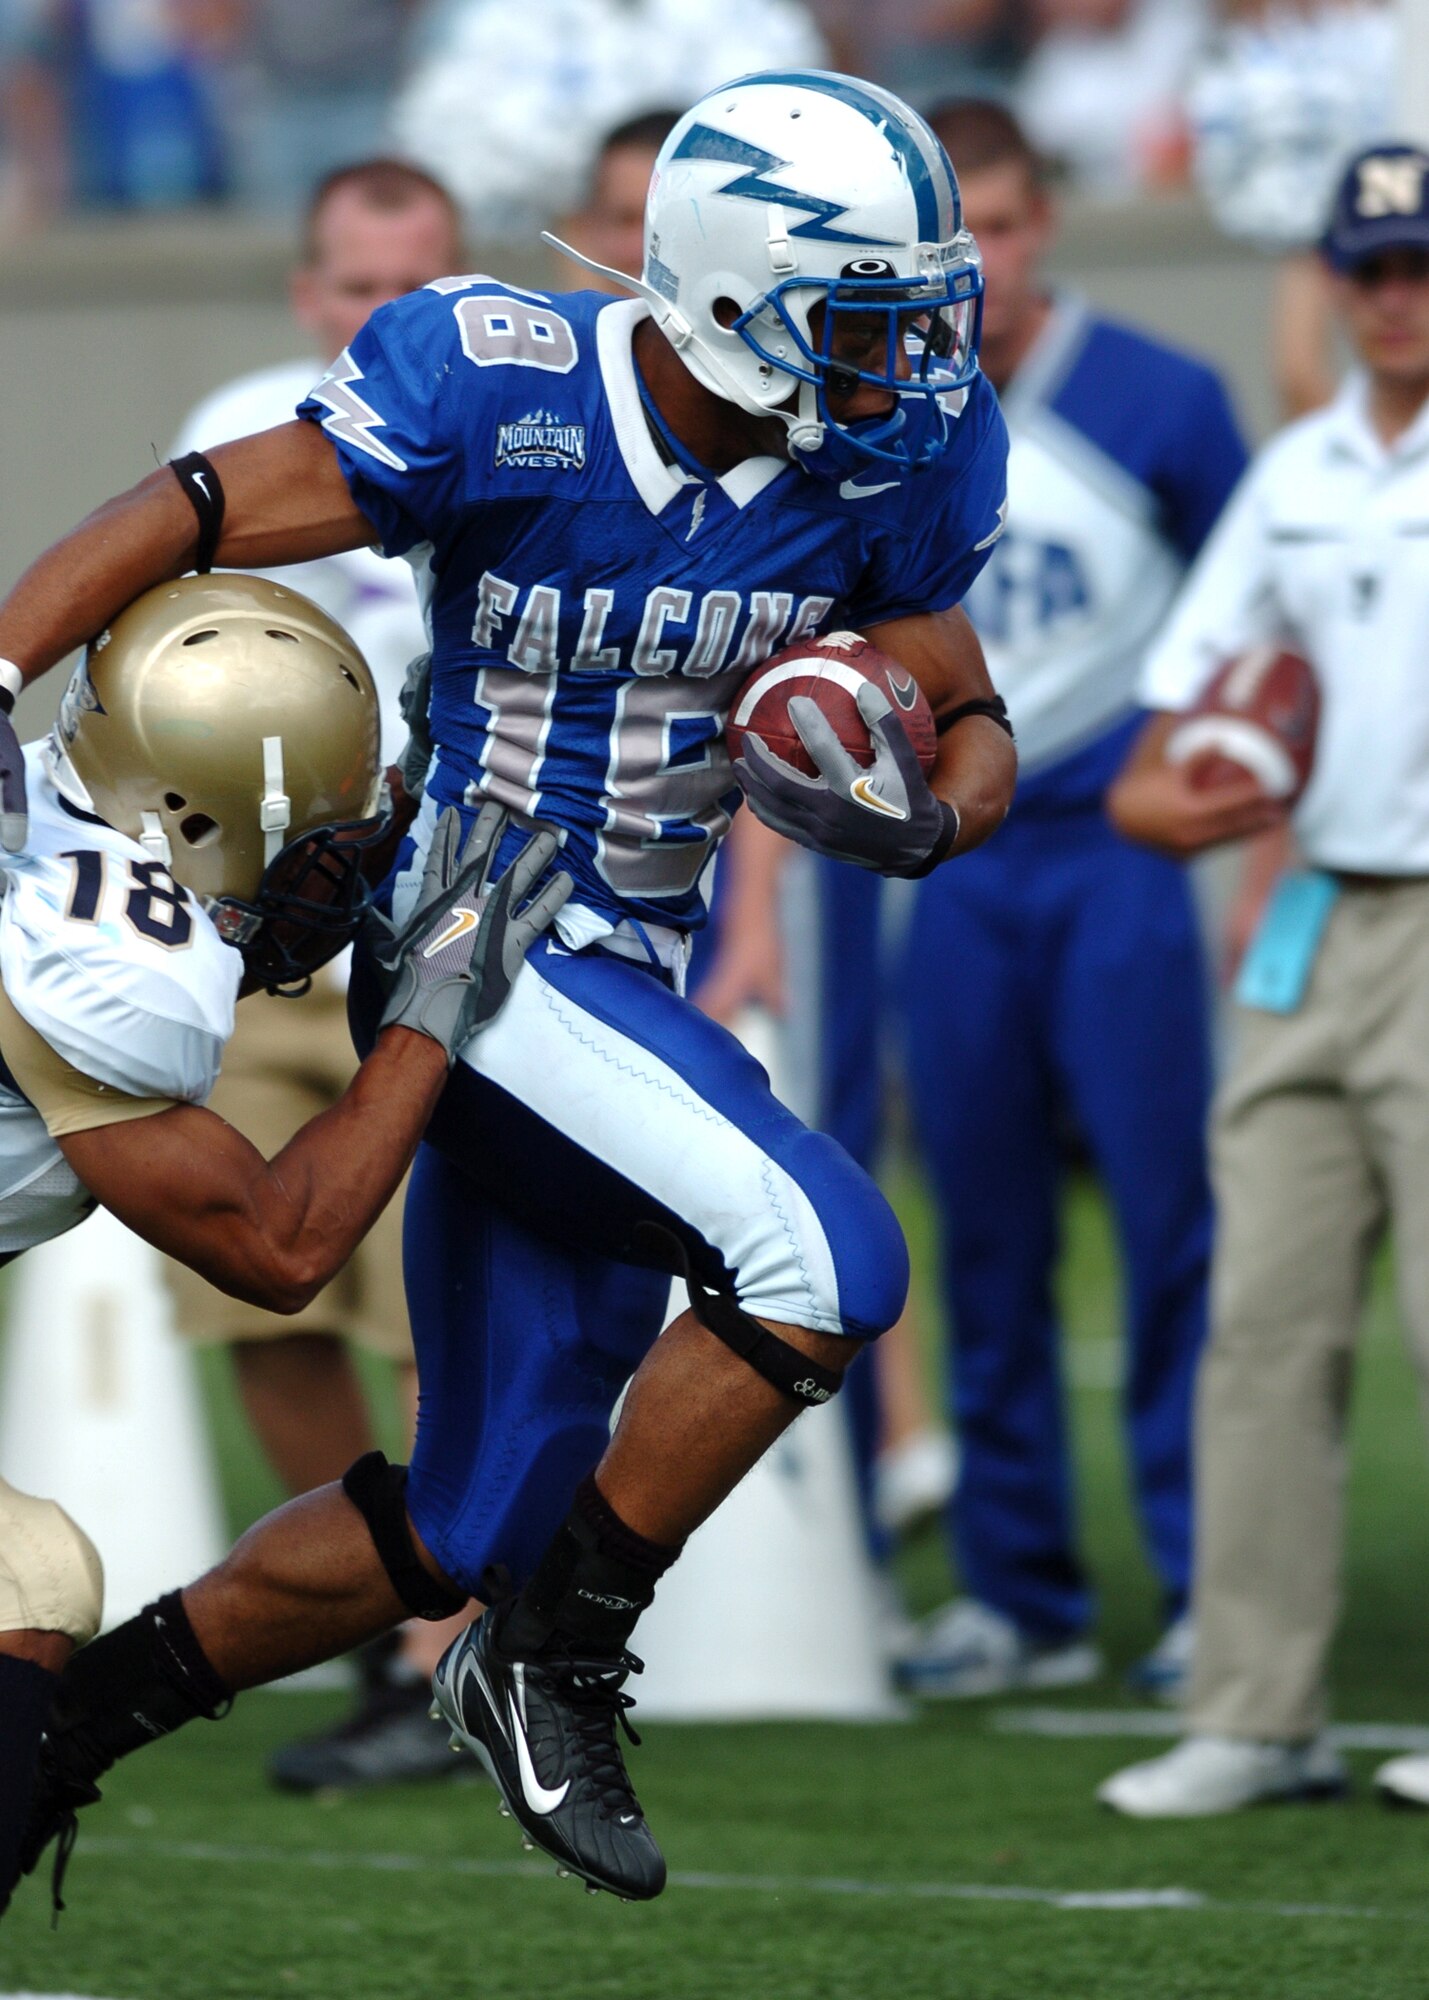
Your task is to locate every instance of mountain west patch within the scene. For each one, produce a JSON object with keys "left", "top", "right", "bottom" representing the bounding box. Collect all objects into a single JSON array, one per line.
[{"left": 495, "top": 410, "right": 587, "bottom": 472}]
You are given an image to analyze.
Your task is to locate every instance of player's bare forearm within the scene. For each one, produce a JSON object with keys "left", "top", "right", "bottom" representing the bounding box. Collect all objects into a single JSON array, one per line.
[
  {"left": 58, "top": 1023, "right": 447, "bottom": 1312},
  {"left": 865, "top": 603, "right": 1017, "bottom": 853},
  {"left": 0, "top": 422, "right": 373, "bottom": 684}
]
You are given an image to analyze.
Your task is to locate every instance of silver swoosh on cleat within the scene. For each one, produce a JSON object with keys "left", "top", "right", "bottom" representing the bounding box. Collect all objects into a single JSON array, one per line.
[
  {"left": 455, "top": 1647, "right": 509, "bottom": 1747},
  {"left": 509, "top": 1666, "right": 571, "bottom": 1816}
]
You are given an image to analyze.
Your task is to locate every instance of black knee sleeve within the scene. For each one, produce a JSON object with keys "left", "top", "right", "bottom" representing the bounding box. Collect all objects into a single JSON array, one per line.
[
  {"left": 632, "top": 1222, "right": 845, "bottom": 1408},
  {"left": 341, "top": 1452, "right": 467, "bottom": 1621}
]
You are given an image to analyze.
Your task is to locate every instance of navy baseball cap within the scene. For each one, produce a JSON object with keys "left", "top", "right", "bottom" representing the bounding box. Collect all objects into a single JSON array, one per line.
[{"left": 1322, "top": 144, "right": 1429, "bottom": 272}]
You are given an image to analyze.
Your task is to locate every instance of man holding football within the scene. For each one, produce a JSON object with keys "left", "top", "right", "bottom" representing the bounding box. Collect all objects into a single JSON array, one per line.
[
  {"left": 1102, "top": 142, "right": 1429, "bottom": 1816},
  {"left": 2, "top": 71, "right": 1013, "bottom": 1906}
]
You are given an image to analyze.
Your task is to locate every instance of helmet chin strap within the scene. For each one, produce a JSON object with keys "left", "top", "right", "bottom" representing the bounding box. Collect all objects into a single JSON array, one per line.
[{"left": 539, "top": 230, "right": 825, "bottom": 453}]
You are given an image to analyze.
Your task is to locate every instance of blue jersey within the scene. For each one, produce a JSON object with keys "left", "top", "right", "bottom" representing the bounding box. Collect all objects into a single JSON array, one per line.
[{"left": 299, "top": 281, "right": 1008, "bottom": 932}]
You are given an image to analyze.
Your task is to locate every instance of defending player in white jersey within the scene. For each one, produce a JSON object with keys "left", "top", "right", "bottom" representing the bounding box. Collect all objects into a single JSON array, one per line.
[
  {"left": 0, "top": 573, "right": 568, "bottom": 1917},
  {"left": 1, "top": 72, "right": 1014, "bottom": 1905}
]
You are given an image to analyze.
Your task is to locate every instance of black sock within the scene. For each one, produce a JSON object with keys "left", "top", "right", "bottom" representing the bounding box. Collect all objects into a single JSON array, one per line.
[
  {"left": 49, "top": 1591, "right": 232, "bottom": 1783},
  {"left": 501, "top": 1475, "right": 682, "bottom": 1657},
  {"left": 0, "top": 1655, "right": 58, "bottom": 1910}
]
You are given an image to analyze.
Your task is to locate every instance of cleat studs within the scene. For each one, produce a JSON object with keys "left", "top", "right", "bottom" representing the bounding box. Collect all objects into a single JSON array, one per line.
[
  {"left": 498, "top": 1803, "right": 512, "bottom": 1818},
  {"left": 585, "top": 1883, "right": 600, "bottom": 1896},
  {"left": 428, "top": 1701, "right": 441, "bottom": 1721},
  {"left": 556, "top": 1867, "right": 571, "bottom": 1879},
  {"left": 449, "top": 1735, "right": 464, "bottom": 1753},
  {"left": 521, "top": 1836, "right": 535, "bottom": 1852}
]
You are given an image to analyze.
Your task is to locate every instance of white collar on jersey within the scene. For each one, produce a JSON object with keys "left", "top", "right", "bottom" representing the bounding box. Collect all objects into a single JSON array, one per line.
[{"left": 595, "top": 298, "right": 789, "bottom": 520}]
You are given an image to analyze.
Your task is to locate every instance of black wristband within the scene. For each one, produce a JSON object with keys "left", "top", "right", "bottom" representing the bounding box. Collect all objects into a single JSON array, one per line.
[
  {"left": 903, "top": 798, "right": 961, "bottom": 879},
  {"left": 0, "top": 688, "right": 14, "bottom": 717},
  {"left": 935, "top": 694, "right": 1014, "bottom": 739},
  {"left": 169, "top": 451, "right": 226, "bottom": 575}
]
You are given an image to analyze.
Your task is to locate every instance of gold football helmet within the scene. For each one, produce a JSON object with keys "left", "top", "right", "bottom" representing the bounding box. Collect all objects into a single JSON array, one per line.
[{"left": 48, "top": 572, "right": 388, "bottom": 989}]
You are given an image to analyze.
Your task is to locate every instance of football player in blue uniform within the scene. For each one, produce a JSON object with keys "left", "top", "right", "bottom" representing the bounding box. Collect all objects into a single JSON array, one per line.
[{"left": 0, "top": 72, "right": 1012, "bottom": 1905}]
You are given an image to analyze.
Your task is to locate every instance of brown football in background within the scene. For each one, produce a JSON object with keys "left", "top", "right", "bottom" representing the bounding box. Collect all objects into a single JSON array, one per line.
[
  {"left": 726, "top": 631, "right": 937, "bottom": 779},
  {"left": 1165, "top": 645, "right": 1319, "bottom": 803}
]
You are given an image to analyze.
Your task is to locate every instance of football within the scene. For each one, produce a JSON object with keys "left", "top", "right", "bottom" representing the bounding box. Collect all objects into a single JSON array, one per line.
[
  {"left": 726, "top": 631, "right": 937, "bottom": 780},
  {"left": 1164, "top": 644, "right": 1320, "bottom": 802}
]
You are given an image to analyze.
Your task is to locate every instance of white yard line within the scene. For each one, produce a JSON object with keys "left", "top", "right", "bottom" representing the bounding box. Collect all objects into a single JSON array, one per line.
[
  {"left": 991, "top": 1708, "right": 1429, "bottom": 1753},
  {"left": 72, "top": 1836, "right": 1429, "bottom": 1925}
]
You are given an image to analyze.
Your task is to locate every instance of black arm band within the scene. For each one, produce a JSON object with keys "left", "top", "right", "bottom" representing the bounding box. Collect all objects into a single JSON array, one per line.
[
  {"left": 935, "top": 694, "right": 1014, "bottom": 740},
  {"left": 168, "top": 452, "right": 226, "bottom": 576}
]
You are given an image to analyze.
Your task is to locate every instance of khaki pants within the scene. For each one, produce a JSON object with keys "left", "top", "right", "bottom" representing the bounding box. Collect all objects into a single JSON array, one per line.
[
  {"left": 1189, "top": 878, "right": 1429, "bottom": 1740},
  {"left": 164, "top": 980, "right": 412, "bottom": 1359}
]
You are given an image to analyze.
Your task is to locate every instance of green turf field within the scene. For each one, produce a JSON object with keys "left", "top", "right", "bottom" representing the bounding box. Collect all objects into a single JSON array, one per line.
[{"left": 5, "top": 1175, "right": 1429, "bottom": 2000}]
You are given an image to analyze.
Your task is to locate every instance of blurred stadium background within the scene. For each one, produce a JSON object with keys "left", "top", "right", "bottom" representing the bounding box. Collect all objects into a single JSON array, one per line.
[{"left": 5, "top": 3, "right": 1429, "bottom": 1996}]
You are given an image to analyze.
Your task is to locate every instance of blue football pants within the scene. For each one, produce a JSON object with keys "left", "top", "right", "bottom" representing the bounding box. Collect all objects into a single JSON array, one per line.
[{"left": 358, "top": 905, "right": 909, "bottom": 1596}]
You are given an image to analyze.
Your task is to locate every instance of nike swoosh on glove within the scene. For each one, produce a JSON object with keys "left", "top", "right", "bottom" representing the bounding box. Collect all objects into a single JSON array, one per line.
[
  {"left": 733, "top": 680, "right": 959, "bottom": 877},
  {"left": 366, "top": 802, "right": 572, "bottom": 1065},
  {"left": 0, "top": 707, "right": 25, "bottom": 853}
]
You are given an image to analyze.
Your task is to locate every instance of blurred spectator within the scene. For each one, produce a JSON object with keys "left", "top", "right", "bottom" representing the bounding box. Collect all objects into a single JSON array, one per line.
[
  {"left": 1016, "top": 0, "right": 1207, "bottom": 195},
  {"left": 809, "top": 1, "right": 1025, "bottom": 102},
  {"left": 0, "top": 0, "right": 66, "bottom": 229},
  {"left": 174, "top": 0, "right": 419, "bottom": 214},
  {"left": 68, "top": 0, "right": 227, "bottom": 207},
  {"left": 1186, "top": 1, "right": 1395, "bottom": 417},
  {"left": 389, "top": 0, "right": 825, "bottom": 243},
  {"left": 549, "top": 107, "right": 681, "bottom": 293}
]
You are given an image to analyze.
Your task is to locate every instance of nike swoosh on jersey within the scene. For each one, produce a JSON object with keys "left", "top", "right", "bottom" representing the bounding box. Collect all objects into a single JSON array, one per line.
[
  {"left": 974, "top": 498, "right": 1009, "bottom": 552},
  {"left": 839, "top": 476, "right": 901, "bottom": 500},
  {"left": 850, "top": 775, "right": 909, "bottom": 819},
  {"left": 423, "top": 908, "right": 479, "bottom": 957},
  {"left": 510, "top": 1667, "right": 571, "bottom": 1815}
]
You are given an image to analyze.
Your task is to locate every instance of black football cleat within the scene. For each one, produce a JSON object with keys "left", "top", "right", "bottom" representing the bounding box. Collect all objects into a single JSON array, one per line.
[
  {"left": 431, "top": 1606, "right": 666, "bottom": 1901},
  {"left": 268, "top": 1682, "right": 484, "bottom": 1793}
]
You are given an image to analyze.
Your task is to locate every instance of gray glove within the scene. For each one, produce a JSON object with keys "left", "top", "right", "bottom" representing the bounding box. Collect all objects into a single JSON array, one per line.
[
  {"left": 0, "top": 706, "right": 25, "bottom": 853},
  {"left": 733, "top": 680, "right": 959, "bottom": 877},
  {"left": 368, "top": 802, "right": 571, "bottom": 1065},
  {"left": 396, "top": 651, "right": 435, "bottom": 804}
]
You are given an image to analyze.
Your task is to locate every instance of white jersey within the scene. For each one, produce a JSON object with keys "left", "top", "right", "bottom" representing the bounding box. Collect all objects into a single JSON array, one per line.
[
  {"left": 173, "top": 359, "right": 425, "bottom": 765},
  {"left": 0, "top": 745, "right": 240, "bottom": 1255},
  {"left": 1141, "top": 374, "right": 1429, "bottom": 874}
]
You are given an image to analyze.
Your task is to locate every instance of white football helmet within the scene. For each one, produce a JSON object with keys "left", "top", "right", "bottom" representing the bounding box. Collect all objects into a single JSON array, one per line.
[{"left": 547, "top": 70, "right": 984, "bottom": 479}]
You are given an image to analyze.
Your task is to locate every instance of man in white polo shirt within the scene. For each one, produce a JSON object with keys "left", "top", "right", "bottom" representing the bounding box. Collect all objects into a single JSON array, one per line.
[{"left": 1098, "top": 141, "right": 1429, "bottom": 1816}]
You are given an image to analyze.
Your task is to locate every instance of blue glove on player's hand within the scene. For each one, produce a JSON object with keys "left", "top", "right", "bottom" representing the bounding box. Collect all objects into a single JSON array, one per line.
[
  {"left": 734, "top": 680, "right": 959, "bottom": 877},
  {"left": 0, "top": 706, "right": 26, "bottom": 853},
  {"left": 368, "top": 802, "right": 572, "bottom": 1066}
]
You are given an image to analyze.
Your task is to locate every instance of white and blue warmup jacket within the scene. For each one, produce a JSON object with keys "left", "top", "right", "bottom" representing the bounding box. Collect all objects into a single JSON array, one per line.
[{"left": 819, "top": 299, "right": 1246, "bottom": 1636}]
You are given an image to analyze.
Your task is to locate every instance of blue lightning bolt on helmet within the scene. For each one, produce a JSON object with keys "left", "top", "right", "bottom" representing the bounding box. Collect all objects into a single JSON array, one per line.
[{"left": 549, "top": 71, "right": 984, "bottom": 481}]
